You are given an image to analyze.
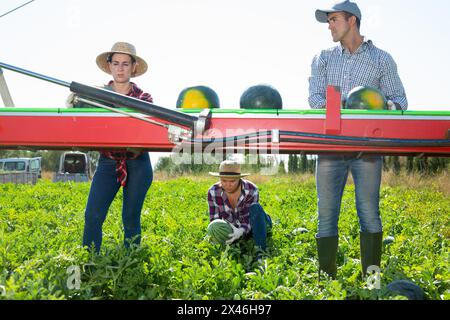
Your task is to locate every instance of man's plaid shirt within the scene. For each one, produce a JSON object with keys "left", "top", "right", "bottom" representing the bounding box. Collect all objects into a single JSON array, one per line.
[{"left": 309, "top": 38, "right": 408, "bottom": 110}]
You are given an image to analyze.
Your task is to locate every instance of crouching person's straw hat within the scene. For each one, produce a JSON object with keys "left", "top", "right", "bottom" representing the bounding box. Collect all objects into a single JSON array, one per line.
[{"left": 209, "top": 160, "right": 250, "bottom": 178}]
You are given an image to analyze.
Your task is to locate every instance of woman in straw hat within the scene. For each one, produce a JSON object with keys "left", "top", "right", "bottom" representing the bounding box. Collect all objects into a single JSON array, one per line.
[
  {"left": 207, "top": 160, "right": 272, "bottom": 253},
  {"left": 83, "top": 42, "right": 153, "bottom": 253}
]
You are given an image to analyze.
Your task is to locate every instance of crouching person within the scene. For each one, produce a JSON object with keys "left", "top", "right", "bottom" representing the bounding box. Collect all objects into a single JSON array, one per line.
[{"left": 206, "top": 160, "right": 272, "bottom": 253}]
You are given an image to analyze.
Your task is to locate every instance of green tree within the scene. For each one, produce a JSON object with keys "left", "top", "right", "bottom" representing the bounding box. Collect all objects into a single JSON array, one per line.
[
  {"left": 309, "top": 156, "right": 316, "bottom": 174},
  {"left": 393, "top": 156, "right": 401, "bottom": 175},
  {"left": 300, "top": 154, "right": 308, "bottom": 173},
  {"left": 288, "top": 154, "right": 293, "bottom": 173},
  {"left": 415, "top": 156, "right": 428, "bottom": 175},
  {"left": 382, "top": 156, "right": 390, "bottom": 171},
  {"left": 278, "top": 160, "right": 286, "bottom": 174},
  {"left": 406, "top": 156, "right": 414, "bottom": 174},
  {"left": 291, "top": 154, "right": 298, "bottom": 173}
]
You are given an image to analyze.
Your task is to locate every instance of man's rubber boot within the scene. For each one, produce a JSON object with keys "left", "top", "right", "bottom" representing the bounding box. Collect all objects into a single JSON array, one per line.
[
  {"left": 360, "top": 231, "right": 383, "bottom": 278},
  {"left": 316, "top": 235, "right": 338, "bottom": 280}
]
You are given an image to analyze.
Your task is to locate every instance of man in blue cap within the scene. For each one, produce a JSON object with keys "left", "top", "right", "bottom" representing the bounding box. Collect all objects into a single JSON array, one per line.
[{"left": 308, "top": 1, "right": 408, "bottom": 280}]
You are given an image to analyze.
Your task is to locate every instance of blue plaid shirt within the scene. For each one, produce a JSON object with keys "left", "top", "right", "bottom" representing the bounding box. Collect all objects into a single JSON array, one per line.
[{"left": 308, "top": 38, "right": 408, "bottom": 110}]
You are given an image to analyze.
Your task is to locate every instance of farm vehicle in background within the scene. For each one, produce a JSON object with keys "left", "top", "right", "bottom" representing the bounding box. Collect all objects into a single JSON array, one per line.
[
  {"left": 0, "top": 157, "right": 42, "bottom": 184},
  {"left": 53, "top": 151, "right": 91, "bottom": 182}
]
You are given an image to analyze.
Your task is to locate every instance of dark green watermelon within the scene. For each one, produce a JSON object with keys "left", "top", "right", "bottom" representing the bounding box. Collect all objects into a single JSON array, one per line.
[
  {"left": 240, "top": 84, "right": 282, "bottom": 109},
  {"left": 176, "top": 85, "right": 220, "bottom": 109},
  {"left": 386, "top": 280, "right": 425, "bottom": 300},
  {"left": 383, "top": 236, "right": 395, "bottom": 245},
  {"left": 292, "top": 227, "right": 309, "bottom": 235},
  {"left": 345, "top": 86, "right": 387, "bottom": 110}
]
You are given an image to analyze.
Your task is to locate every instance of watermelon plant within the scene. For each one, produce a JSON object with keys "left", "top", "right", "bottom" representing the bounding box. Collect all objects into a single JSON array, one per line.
[{"left": 0, "top": 175, "right": 448, "bottom": 300}]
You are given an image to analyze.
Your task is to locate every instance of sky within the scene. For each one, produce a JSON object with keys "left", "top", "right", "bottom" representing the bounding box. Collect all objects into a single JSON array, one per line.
[
  {"left": 1, "top": 0, "right": 450, "bottom": 164},
  {"left": 1, "top": 0, "right": 450, "bottom": 111}
]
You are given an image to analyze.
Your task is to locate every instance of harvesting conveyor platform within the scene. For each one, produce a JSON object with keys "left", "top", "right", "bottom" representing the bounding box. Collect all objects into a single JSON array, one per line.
[{"left": 0, "top": 62, "right": 449, "bottom": 157}]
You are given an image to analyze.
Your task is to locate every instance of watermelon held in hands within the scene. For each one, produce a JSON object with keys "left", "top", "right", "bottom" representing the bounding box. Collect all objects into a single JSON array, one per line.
[
  {"left": 207, "top": 219, "right": 233, "bottom": 245},
  {"left": 240, "top": 84, "right": 283, "bottom": 109},
  {"left": 176, "top": 85, "right": 220, "bottom": 109},
  {"left": 345, "top": 86, "right": 387, "bottom": 110}
]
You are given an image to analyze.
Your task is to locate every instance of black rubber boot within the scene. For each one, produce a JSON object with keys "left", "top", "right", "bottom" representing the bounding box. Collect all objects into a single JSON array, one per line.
[
  {"left": 360, "top": 231, "right": 383, "bottom": 278},
  {"left": 316, "top": 235, "right": 339, "bottom": 280}
]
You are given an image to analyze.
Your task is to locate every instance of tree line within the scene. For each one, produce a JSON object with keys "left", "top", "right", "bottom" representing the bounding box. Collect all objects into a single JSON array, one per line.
[
  {"left": 383, "top": 156, "right": 449, "bottom": 175},
  {"left": 155, "top": 154, "right": 449, "bottom": 176},
  {"left": 1, "top": 150, "right": 447, "bottom": 176},
  {"left": 285, "top": 155, "right": 448, "bottom": 175}
]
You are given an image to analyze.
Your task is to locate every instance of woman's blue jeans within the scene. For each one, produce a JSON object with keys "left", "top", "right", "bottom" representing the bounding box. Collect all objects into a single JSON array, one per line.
[
  {"left": 315, "top": 154, "right": 383, "bottom": 238},
  {"left": 249, "top": 203, "right": 272, "bottom": 250},
  {"left": 83, "top": 152, "right": 153, "bottom": 253}
]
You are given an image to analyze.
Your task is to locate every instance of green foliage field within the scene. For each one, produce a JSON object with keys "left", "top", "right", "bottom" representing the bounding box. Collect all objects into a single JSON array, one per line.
[{"left": 0, "top": 176, "right": 448, "bottom": 300}]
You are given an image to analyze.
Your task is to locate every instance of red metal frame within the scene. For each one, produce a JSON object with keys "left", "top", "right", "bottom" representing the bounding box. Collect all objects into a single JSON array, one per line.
[{"left": 0, "top": 88, "right": 449, "bottom": 156}]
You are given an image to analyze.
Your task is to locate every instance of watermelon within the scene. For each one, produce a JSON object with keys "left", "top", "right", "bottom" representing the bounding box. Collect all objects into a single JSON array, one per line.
[
  {"left": 207, "top": 219, "right": 233, "bottom": 245},
  {"left": 240, "top": 84, "right": 282, "bottom": 109},
  {"left": 383, "top": 236, "right": 395, "bottom": 245},
  {"left": 387, "top": 280, "right": 425, "bottom": 300},
  {"left": 292, "top": 227, "right": 309, "bottom": 235},
  {"left": 345, "top": 86, "right": 387, "bottom": 110},
  {"left": 176, "top": 85, "right": 220, "bottom": 109}
]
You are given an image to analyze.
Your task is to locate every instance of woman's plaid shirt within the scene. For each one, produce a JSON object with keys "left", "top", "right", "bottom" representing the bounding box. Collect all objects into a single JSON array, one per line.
[
  {"left": 101, "top": 81, "right": 153, "bottom": 186},
  {"left": 207, "top": 179, "right": 259, "bottom": 233}
]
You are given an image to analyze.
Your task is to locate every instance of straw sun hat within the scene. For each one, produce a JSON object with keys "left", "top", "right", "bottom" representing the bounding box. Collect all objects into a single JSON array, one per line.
[
  {"left": 209, "top": 160, "right": 250, "bottom": 178},
  {"left": 96, "top": 42, "right": 148, "bottom": 77}
]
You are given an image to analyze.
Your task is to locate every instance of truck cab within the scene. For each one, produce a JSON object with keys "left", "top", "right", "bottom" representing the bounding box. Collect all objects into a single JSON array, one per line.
[
  {"left": 0, "top": 157, "right": 42, "bottom": 176},
  {"left": 53, "top": 151, "right": 90, "bottom": 182},
  {"left": 0, "top": 157, "right": 42, "bottom": 184}
]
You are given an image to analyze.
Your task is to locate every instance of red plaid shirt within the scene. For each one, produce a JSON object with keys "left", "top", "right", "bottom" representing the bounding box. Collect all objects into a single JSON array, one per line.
[
  {"left": 101, "top": 81, "right": 153, "bottom": 187},
  {"left": 207, "top": 179, "right": 259, "bottom": 233}
]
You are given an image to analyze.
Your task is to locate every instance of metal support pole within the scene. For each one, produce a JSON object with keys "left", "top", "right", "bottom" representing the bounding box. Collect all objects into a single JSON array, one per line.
[
  {"left": 0, "top": 61, "right": 211, "bottom": 133},
  {"left": 74, "top": 96, "right": 192, "bottom": 143},
  {"left": 0, "top": 61, "right": 70, "bottom": 88},
  {"left": 74, "top": 96, "right": 170, "bottom": 128},
  {"left": 0, "top": 68, "right": 15, "bottom": 107},
  {"left": 70, "top": 82, "right": 199, "bottom": 129}
]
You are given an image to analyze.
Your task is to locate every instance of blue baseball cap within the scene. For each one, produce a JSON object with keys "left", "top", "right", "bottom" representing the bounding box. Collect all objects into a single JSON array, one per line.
[{"left": 315, "top": 0, "right": 362, "bottom": 23}]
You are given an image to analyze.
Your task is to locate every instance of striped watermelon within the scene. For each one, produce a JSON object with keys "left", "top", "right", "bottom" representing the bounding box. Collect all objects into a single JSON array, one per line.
[
  {"left": 176, "top": 86, "right": 220, "bottom": 109},
  {"left": 207, "top": 220, "right": 233, "bottom": 245},
  {"left": 240, "top": 84, "right": 283, "bottom": 109},
  {"left": 387, "top": 280, "right": 425, "bottom": 300},
  {"left": 345, "top": 86, "right": 387, "bottom": 110}
]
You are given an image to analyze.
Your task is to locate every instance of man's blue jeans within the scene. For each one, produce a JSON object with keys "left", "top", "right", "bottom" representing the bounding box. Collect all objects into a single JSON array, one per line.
[
  {"left": 83, "top": 153, "right": 153, "bottom": 253},
  {"left": 315, "top": 154, "right": 383, "bottom": 238},
  {"left": 249, "top": 203, "right": 272, "bottom": 250}
]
